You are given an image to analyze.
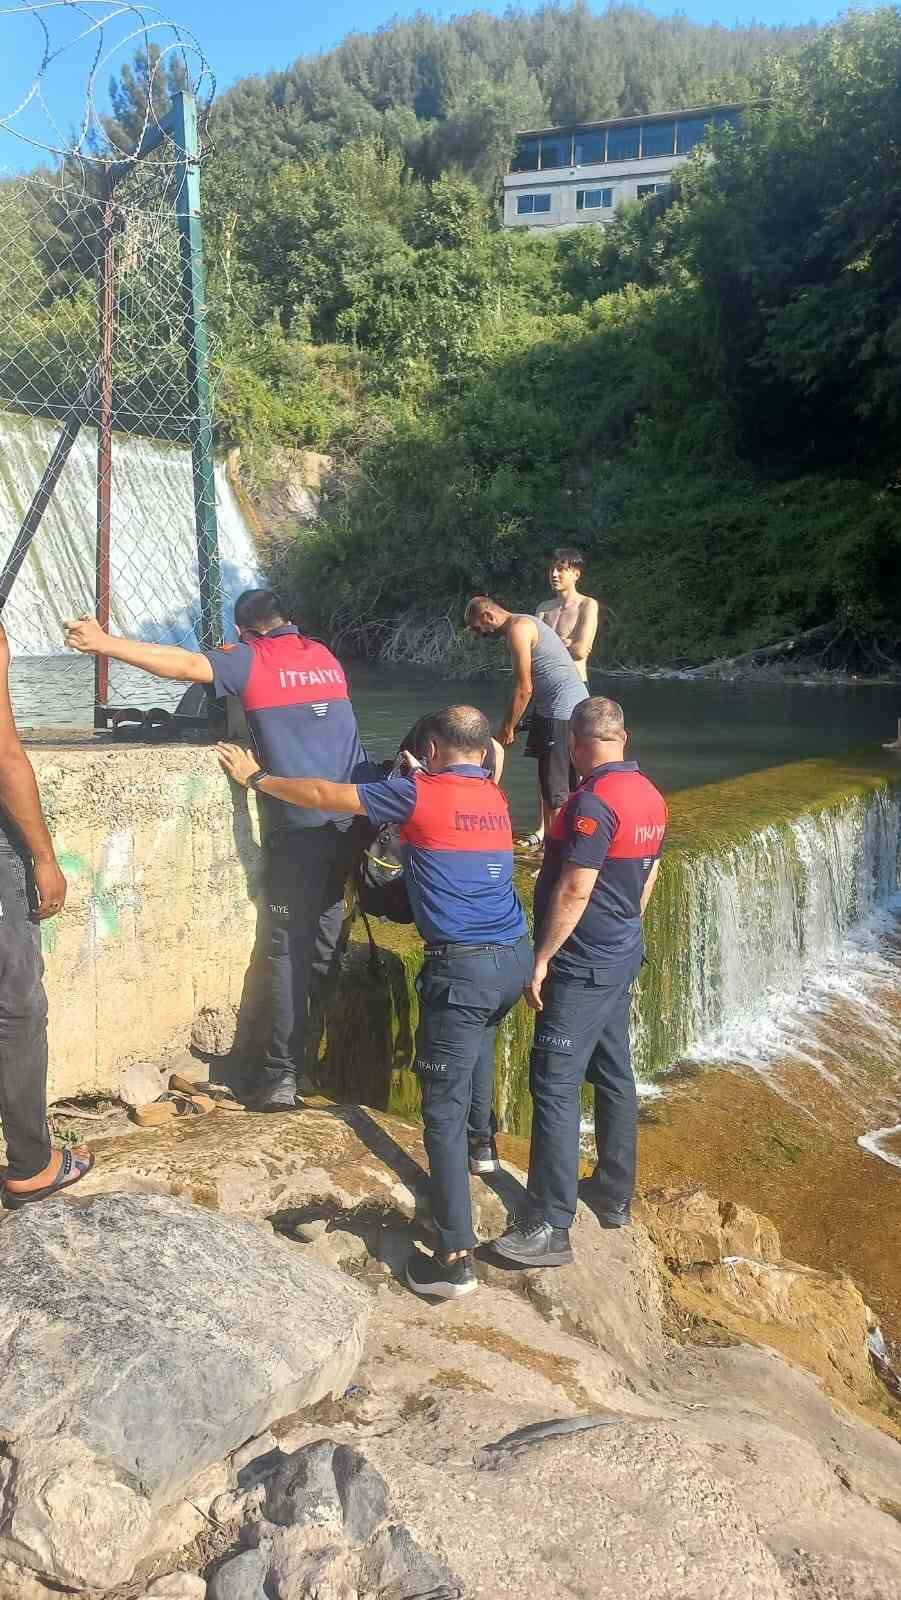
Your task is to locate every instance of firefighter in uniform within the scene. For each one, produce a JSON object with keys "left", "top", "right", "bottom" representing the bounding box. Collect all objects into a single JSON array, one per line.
[
  {"left": 64, "top": 589, "right": 372, "bottom": 1111},
  {"left": 493, "top": 696, "right": 666, "bottom": 1268},
  {"left": 217, "top": 704, "right": 532, "bottom": 1301}
]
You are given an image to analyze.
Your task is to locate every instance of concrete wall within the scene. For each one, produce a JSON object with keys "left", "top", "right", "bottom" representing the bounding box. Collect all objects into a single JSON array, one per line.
[
  {"left": 502, "top": 154, "right": 687, "bottom": 231},
  {"left": 28, "top": 738, "right": 263, "bottom": 1101}
]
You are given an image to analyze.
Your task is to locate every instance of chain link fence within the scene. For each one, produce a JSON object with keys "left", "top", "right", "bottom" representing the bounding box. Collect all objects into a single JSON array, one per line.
[{"left": 0, "top": 3, "right": 250, "bottom": 731}]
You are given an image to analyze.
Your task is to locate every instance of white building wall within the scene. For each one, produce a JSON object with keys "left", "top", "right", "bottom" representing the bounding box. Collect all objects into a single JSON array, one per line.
[{"left": 503, "top": 152, "right": 690, "bottom": 231}]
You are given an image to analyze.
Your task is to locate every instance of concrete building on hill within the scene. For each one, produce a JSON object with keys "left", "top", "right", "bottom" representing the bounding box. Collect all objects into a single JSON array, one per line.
[{"left": 502, "top": 105, "right": 742, "bottom": 231}]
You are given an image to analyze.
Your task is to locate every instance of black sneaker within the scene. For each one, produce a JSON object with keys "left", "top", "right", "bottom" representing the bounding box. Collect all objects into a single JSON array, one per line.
[
  {"left": 246, "top": 1072, "right": 300, "bottom": 1113},
  {"left": 406, "top": 1247, "right": 478, "bottom": 1300},
  {"left": 595, "top": 1199, "right": 632, "bottom": 1229},
  {"left": 468, "top": 1137, "right": 500, "bottom": 1176},
  {"left": 491, "top": 1219, "right": 573, "bottom": 1267}
]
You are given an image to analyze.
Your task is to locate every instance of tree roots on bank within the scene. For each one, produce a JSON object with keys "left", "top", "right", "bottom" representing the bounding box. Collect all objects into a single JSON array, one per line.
[
  {"left": 326, "top": 605, "right": 901, "bottom": 685},
  {"left": 684, "top": 621, "right": 901, "bottom": 683}
]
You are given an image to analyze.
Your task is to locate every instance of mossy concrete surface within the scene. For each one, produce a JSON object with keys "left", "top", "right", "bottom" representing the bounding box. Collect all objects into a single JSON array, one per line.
[
  {"left": 27, "top": 739, "right": 265, "bottom": 1101},
  {"left": 324, "top": 751, "right": 901, "bottom": 1136},
  {"left": 25, "top": 737, "right": 899, "bottom": 1119}
]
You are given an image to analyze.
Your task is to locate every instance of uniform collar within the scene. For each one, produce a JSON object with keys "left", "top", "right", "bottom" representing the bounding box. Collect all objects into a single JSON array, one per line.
[
  {"left": 261, "top": 625, "right": 299, "bottom": 639},
  {"left": 435, "top": 763, "right": 489, "bottom": 777},
  {"left": 586, "top": 759, "right": 639, "bottom": 779}
]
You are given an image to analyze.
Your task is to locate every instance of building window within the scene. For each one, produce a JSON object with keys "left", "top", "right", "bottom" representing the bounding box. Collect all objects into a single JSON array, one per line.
[
  {"left": 510, "top": 136, "right": 541, "bottom": 173},
  {"left": 606, "top": 124, "right": 641, "bottom": 161},
  {"left": 539, "top": 134, "right": 571, "bottom": 170},
  {"left": 573, "top": 128, "right": 605, "bottom": 165},
  {"left": 576, "top": 188, "right": 613, "bottom": 211},
  {"left": 675, "top": 116, "right": 709, "bottom": 154},
  {"left": 517, "top": 193, "right": 552, "bottom": 215},
  {"left": 642, "top": 120, "right": 676, "bottom": 158},
  {"left": 637, "top": 182, "right": 668, "bottom": 198},
  {"left": 713, "top": 108, "right": 740, "bottom": 131}
]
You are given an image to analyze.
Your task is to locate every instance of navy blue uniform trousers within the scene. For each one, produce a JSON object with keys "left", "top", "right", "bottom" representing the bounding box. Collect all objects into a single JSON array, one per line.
[
  {"left": 414, "top": 933, "right": 533, "bottom": 1255},
  {"left": 263, "top": 822, "right": 364, "bottom": 1081},
  {"left": 526, "top": 952, "right": 640, "bottom": 1230}
]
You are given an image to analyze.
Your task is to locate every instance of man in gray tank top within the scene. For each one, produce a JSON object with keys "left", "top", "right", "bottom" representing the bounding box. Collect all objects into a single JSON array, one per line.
[{"left": 465, "top": 596, "right": 588, "bottom": 830}]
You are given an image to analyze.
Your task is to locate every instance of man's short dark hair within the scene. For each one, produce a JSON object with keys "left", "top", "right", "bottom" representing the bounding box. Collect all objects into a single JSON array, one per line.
[
  {"left": 234, "top": 589, "right": 286, "bottom": 632},
  {"left": 571, "top": 696, "right": 625, "bottom": 741},
  {"left": 464, "top": 596, "right": 497, "bottom": 626},
  {"left": 551, "top": 547, "right": 585, "bottom": 571},
  {"left": 429, "top": 704, "right": 491, "bottom": 758}
]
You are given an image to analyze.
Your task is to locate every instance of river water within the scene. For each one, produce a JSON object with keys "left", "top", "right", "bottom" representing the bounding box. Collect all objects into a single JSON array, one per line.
[{"left": 9, "top": 656, "right": 899, "bottom": 834}]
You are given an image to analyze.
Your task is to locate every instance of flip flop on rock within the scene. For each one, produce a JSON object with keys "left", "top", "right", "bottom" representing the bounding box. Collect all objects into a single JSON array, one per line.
[
  {"left": 1, "top": 1146, "right": 95, "bottom": 1210},
  {"left": 131, "top": 1091, "right": 216, "bottom": 1128},
  {"left": 168, "top": 1073, "right": 243, "bottom": 1110}
]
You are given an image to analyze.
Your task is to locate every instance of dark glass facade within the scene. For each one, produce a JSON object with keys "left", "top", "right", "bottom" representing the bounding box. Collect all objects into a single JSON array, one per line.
[{"left": 511, "top": 108, "right": 741, "bottom": 173}]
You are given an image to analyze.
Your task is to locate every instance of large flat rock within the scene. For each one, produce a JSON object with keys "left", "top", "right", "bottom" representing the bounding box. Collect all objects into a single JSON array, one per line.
[
  {"left": 0, "top": 1191, "right": 369, "bottom": 1589},
  {"left": 75, "top": 1104, "right": 669, "bottom": 1379}
]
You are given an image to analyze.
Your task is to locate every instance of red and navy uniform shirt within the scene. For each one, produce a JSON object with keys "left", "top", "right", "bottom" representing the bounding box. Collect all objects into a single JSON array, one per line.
[
  {"left": 205, "top": 626, "right": 372, "bottom": 831},
  {"left": 534, "top": 760, "right": 667, "bottom": 974},
  {"left": 356, "top": 764, "right": 527, "bottom": 947}
]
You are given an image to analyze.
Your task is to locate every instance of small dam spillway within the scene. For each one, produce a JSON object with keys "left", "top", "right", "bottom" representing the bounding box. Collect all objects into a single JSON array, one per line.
[{"left": 0, "top": 409, "right": 261, "bottom": 724}]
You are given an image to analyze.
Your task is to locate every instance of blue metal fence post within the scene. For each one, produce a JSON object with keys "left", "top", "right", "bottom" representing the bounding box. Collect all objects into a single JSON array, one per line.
[{"left": 169, "top": 90, "right": 223, "bottom": 652}]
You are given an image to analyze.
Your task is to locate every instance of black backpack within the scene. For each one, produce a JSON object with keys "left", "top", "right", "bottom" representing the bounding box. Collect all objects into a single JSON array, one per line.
[{"left": 354, "top": 717, "right": 427, "bottom": 927}]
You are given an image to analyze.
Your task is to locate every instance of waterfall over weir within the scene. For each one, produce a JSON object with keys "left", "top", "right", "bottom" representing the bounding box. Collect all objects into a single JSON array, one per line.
[
  {"left": 633, "top": 769, "right": 901, "bottom": 1083},
  {"left": 0, "top": 410, "right": 261, "bottom": 722}
]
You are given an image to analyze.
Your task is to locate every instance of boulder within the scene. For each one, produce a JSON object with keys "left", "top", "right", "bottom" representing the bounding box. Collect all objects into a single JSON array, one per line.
[
  {"left": 305, "top": 1229, "right": 371, "bottom": 1273},
  {"left": 0, "top": 1193, "right": 370, "bottom": 1589},
  {"left": 191, "top": 1004, "right": 240, "bottom": 1057},
  {"left": 118, "top": 1057, "right": 167, "bottom": 1108},
  {"left": 332, "top": 1446, "right": 391, "bottom": 1544},
  {"left": 262, "top": 1442, "right": 389, "bottom": 1546},
  {"left": 207, "top": 1548, "right": 269, "bottom": 1600},
  {"left": 263, "top": 1529, "right": 359, "bottom": 1600},
  {"left": 212, "top": 1442, "right": 456, "bottom": 1600},
  {"left": 77, "top": 1104, "right": 477, "bottom": 1231},
  {"left": 0, "top": 1557, "right": 62, "bottom": 1599},
  {"left": 265, "top": 1441, "right": 344, "bottom": 1532},
  {"left": 143, "top": 1575, "right": 207, "bottom": 1599},
  {"left": 359, "top": 1524, "right": 462, "bottom": 1600},
  {"left": 677, "top": 1256, "right": 876, "bottom": 1399},
  {"left": 638, "top": 1186, "right": 781, "bottom": 1267}
]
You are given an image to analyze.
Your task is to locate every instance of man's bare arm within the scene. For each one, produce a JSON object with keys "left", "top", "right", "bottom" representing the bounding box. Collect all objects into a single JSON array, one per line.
[
  {"left": 0, "top": 626, "right": 67, "bottom": 918},
  {"left": 498, "top": 616, "right": 535, "bottom": 745},
  {"left": 640, "top": 858, "right": 660, "bottom": 915},
  {"left": 64, "top": 617, "right": 214, "bottom": 684},
  {"left": 567, "top": 597, "right": 599, "bottom": 663},
  {"left": 215, "top": 743, "right": 365, "bottom": 815}
]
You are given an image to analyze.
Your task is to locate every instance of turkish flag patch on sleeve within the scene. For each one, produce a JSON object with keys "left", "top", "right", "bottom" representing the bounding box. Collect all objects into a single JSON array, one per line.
[{"left": 575, "top": 816, "right": 598, "bottom": 836}]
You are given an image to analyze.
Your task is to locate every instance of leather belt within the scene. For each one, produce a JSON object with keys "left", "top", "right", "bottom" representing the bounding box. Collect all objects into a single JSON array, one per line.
[{"left": 423, "top": 941, "right": 504, "bottom": 958}]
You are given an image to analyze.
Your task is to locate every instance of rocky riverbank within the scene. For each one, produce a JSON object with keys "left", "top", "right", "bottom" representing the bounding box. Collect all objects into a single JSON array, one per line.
[{"left": 2, "top": 1103, "right": 900, "bottom": 1599}]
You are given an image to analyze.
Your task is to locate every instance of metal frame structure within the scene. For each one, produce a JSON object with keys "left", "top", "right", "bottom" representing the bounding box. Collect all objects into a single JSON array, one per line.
[{"left": 0, "top": 89, "right": 223, "bottom": 732}]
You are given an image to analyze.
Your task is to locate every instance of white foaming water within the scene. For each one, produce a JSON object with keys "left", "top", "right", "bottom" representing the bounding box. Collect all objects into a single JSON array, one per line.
[
  {"left": 0, "top": 410, "right": 261, "bottom": 721},
  {"left": 857, "top": 1124, "right": 901, "bottom": 1170},
  {"left": 679, "top": 788, "right": 901, "bottom": 1072}
]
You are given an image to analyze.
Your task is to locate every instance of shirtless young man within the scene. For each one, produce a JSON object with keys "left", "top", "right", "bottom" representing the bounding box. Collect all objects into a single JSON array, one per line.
[
  {"left": 524, "top": 549, "right": 600, "bottom": 846},
  {"left": 537, "top": 548, "right": 600, "bottom": 686}
]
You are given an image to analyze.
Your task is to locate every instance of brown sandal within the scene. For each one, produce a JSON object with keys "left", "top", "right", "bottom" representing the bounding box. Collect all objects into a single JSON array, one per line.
[
  {"left": 131, "top": 1092, "right": 216, "bottom": 1128},
  {"left": 168, "top": 1074, "right": 243, "bottom": 1109}
]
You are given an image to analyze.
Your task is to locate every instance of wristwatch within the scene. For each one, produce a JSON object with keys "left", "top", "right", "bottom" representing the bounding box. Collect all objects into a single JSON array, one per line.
[{"left": 248, "top": 768, "right": 270, "bottom": 791}]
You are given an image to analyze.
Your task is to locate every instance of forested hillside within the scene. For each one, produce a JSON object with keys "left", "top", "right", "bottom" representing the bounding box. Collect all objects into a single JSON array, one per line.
[
  {"left": 2, "top": 3, "right": 899, "bottom": 667},
  {"left": 206, "top": 3, "right": 813, "bottom": 187}
]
